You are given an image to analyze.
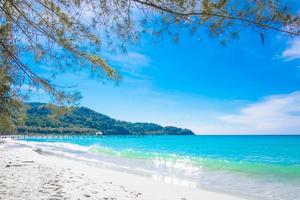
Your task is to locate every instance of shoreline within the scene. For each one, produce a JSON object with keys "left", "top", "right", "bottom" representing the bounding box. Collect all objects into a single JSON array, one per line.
[{"left": 0, "top": 139, "right": 248, "bottom": 200}]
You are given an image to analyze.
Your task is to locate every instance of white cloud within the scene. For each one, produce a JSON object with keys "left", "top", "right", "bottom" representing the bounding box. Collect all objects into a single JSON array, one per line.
[
  {"left": 282, "top": 39, "right": 300, "bottom": 60},
  {"left": 108, "top": 52, "right": 150, "bottom": 71},
  {"left": 219, "top": 91, "right": 300, "bottom": 134},
  {"left": 20, "top": 84, "right": 45, "bottom": 93}
]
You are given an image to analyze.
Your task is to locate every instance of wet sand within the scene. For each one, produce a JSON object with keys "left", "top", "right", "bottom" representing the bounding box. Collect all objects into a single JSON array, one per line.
[{"left": 0, "top": 139, "right": 247, "bottom": 200}]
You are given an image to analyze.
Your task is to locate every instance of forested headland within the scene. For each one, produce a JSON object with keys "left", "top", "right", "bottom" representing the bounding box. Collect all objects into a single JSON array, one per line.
[{"left": 14, "top": 103, "right": 194, "bottom": 135}]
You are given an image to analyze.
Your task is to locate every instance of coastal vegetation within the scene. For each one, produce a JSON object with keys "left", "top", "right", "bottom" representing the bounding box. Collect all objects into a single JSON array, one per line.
[{"left": 14, "top": 103, "right": 194, "bottom": 135}]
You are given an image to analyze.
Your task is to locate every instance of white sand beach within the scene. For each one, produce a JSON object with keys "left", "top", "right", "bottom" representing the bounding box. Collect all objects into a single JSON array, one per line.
[{"left": 0, "top": 139, "right": 247, "bottom": 200}]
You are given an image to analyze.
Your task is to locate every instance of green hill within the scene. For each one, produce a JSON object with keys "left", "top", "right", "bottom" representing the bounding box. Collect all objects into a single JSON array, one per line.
[{"left": 16, "top": 103, "right": 194, "bottom": 135}]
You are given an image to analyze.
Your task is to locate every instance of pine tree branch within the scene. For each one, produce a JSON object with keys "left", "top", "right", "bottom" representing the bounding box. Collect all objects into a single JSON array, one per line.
[{"left": 132, "top": 0, "right": 300, "bottom": 36}]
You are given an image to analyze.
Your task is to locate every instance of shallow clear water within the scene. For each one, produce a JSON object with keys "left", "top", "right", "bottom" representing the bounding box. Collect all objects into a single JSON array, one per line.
[{"left": 23, "top": 135, "right": 300, "bottom": 200}]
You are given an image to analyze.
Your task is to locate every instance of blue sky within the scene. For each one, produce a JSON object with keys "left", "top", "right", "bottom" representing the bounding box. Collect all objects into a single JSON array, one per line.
[{"left": 27, "top": 27, "right": 300, "bottom": 134}]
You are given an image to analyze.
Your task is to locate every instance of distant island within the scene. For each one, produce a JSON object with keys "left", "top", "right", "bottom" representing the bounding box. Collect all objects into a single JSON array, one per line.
[{"left": 15, "top": 103, "right": 194, "bottom": 135}]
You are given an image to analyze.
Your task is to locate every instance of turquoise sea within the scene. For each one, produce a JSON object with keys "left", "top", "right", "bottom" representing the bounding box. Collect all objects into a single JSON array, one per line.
[{"left": 23, "top": 135, "right": 300, "bottom": 200}]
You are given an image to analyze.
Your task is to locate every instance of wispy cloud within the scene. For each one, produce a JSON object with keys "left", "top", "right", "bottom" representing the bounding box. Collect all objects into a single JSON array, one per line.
[
  {"left": 108, "top": 51, "right": 150, "bottom": 71},
  {"left": 219, "top": 91, "right": 300, "bottom": 133},
  {"left": 105, "top": 51, "right": 153, "bottom": 84},
  {"left": 282, "top": 39, "right": 300, "bottom": 60},
  {"left": 20, "top": 84, "right": 45, "bottom": 93}
]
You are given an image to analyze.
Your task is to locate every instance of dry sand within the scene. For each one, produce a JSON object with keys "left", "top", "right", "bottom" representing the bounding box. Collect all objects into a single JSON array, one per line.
[{"left": 0, "top": 139, "right": 248, "bottom": 200}]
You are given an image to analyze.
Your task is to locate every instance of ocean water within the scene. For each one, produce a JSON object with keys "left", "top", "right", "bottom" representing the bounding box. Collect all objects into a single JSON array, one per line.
[{"left": 23, "top": 135, "right": 300, "bottom": 200}]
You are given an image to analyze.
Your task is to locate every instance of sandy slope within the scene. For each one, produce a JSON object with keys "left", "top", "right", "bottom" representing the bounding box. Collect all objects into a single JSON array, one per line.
[{"left": 0, "top": 140, "right": 248, "bottom": 200}]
